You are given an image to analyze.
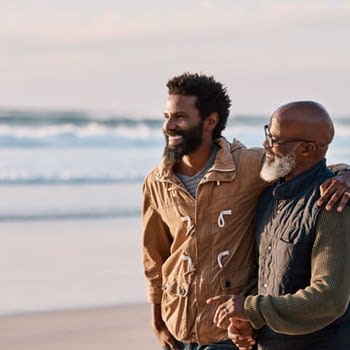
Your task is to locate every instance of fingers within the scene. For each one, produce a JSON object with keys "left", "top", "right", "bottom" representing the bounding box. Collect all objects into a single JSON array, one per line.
[
  {"left": 318, "top": 175, "right": 350, "bottom": 212},
  {"left": 213, "top": 302, "right": 229, "bottom": 326},
  {"left": 216, "top": 307, "right": 230, "bottom": 329},
  {"left": 228, "top": 333, "right": 255, "bottom": 350},
  {"left": 208, "top": 295, "right": 233, "bottom": 328},
  {"left": 163, "top": 345, "right": 178, "bottom": 350},
  {"left": 228, "top": 318, "right": 241, "bottom": 333},
  {"left": 155, "top": 326, "right": 179, "bottom": 350},
  {"left": 206, "top": 295, "right": 229, "bottom": 304},
  {"left": 322, "top": 190, "right": 347, "bottom": 212},
  {"left": 319, "top": 178, "right": 332, "bottom": 198},
  {"left": 166, "top": 332, "right": 180, "bottom": 350},
  {"left": 317, "top": 179, "right": 337, "bottom": 209},
  {"left": 229, "top": 335, "right": 255, "bottom": 348},
  {"left": 163, "top": 338, "right": 179, "bottom": 350},
  {"left": 229, "top": 318, "right": 254, "bottom": 338},
  {"left": 325, "top": 191, "right": 341, "bottom": 211},
  {"left": 228, "top": 317, "right": 255, "bottom": 350},
  {"left": 318, "top": 180, "right": 345, "bottom": 211},
  {"left": 336, "top": 191, "right": 350, "bottom": 213},
  {"left": 210, "top": 295, "right": 248, "bottom": 329}
]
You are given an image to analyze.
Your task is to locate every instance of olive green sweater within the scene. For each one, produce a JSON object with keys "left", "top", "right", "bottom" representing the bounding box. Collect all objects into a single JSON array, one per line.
[{"left": 245, "top": 207, "right": 350, "bottom": 335}]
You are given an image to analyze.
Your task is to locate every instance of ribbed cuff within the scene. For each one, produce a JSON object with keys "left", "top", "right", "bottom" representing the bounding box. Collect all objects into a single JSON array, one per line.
[{"left": 244, "top": 295, "right": 266, "bottom": 330}]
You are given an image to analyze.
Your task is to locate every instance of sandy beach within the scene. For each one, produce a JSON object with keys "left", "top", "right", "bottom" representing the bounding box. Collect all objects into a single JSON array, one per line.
[
  {"left": 0, "top": 303, "right": 159, "bottom": 350},
  {"left": 0, "top": 216, "right": 159, "bottom": 349}
]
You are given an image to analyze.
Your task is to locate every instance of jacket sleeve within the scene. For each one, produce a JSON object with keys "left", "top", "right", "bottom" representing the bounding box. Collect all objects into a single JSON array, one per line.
[
  {"left": 327, "top": 162, "right": 350, "bottom": 174},
  {"left": 142, "top": 181, "right": 172, "bottom": 304},
  {"left": 244, "top": 207, "right": 350, "bottom": 334}
]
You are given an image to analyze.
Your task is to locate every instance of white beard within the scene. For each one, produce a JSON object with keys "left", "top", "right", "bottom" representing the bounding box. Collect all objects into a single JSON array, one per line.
[{"left": 260, "top": 153, "right": 296, "bottom": 182}]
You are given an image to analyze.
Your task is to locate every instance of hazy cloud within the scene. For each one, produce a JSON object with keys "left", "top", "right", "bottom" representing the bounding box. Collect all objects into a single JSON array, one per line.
[{"left": 1, "top": 0, "right": 350, "bottom": 115}]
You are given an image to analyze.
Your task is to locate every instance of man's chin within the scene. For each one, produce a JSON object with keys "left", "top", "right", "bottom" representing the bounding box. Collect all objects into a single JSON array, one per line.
[
  {"left": 164, "top": 146, "right": 184, "bottom": 161},
  {"left": 260, "top": 167, "right": 279, "bottom": 182},
  {"left": 260, "top": 154, "right": 296, "bottom": 182},
  {"left": 260, "top": 159, "right": 283, "bottom": 182}
]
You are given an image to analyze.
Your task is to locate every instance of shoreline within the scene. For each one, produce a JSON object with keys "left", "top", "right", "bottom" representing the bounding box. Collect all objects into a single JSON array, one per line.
[
  {"left": 0, "top": 217, "right": 147, "bottom": 315},
  {"left": 0, "top": 303, "right": 159, "bottom": 350}
]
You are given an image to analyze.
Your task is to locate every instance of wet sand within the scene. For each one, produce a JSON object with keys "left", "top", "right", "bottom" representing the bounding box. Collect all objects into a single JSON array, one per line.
[{"left": 0, "top": 303, "right": 159, "bottom": 350}]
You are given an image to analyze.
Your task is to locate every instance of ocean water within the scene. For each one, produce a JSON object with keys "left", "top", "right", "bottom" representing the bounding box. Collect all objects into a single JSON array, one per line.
[
  {"left": 0, "top": 108, "right": 349, "bottom": 314},
  {"left": 1, "top": 108, "right": 349, "bottom": 190}
]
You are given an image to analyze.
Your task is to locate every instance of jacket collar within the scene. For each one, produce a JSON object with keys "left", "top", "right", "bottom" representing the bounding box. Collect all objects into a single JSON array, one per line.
[
  {"left": 155, "top": 137, "right": 246, "bottom": 182},
  {"left": 273, "top": 158, "right": 329, "bottom": 200}
]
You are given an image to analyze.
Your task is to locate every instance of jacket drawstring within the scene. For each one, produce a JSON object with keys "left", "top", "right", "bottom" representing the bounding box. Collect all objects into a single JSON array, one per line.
[
  {"left": 217, "top": 209, "right": 232, "bottom": 228},
  {"left": 182, "top": 254, "right": 193, "bottom": 272},
  {"left": 181, "top": 216, "right": 193, "bottom": 235},
  {"left": 217, "top": 250, "right": 229, "bottom": 269}
]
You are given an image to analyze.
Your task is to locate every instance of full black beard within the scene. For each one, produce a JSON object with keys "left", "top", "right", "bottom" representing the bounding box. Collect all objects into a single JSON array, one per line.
[{"left": 163, "top": 120, "right": 204, "bottom": 161}]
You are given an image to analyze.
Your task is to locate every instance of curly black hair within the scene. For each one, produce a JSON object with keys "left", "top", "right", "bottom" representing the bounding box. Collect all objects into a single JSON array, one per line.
[{"left": 166, "top": 73, "right": 231, "bottom": 139}]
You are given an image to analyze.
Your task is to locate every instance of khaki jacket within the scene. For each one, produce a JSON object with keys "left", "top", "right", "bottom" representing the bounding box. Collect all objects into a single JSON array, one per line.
[{"left": 142, "top": 137, "right": 267, "bottom": 345}]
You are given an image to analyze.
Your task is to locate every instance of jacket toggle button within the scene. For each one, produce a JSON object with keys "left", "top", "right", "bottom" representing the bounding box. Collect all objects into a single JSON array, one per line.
[
  {"left": 179, "top": 287, "right": 186, "bottom": 296},
  {"left": 224, "top": 280, "right": 231, "bottom": 288},
  {"left": 217, "top": 210, "right": 232, "bottom": 228}
]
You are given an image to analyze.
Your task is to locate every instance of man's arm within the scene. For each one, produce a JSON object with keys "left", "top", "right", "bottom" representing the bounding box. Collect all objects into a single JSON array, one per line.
[
  {"left": 152, "top": 304, "right": 179, "bottom": 350},
  {"left": 142, "top": 184, "right": 172, "bottom": 304},
  {"left": 142, "top": 183, "right": 178, "bottom": 349},
  {"left": 208, "top": 207, "right": 350, "bottom": 334},
  {"left": 244, "top": 207, "right": 350, "bottom": 334},
  {"left": 318, "top": 164, "right": 350, "bottom": 212}
]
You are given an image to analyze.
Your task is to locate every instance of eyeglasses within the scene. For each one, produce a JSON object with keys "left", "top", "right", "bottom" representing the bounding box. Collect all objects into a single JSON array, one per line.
[{"left": 264, "top": 125, "right": 313, "bottom": 148}]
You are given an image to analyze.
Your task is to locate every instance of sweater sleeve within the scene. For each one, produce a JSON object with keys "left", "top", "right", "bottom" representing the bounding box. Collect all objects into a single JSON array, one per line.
[
  {"left": 244, "top": 207, "right": 350, "bottom": 334},
  {"left": 142, "top": 182, "right": 172, "bottom": 304}
]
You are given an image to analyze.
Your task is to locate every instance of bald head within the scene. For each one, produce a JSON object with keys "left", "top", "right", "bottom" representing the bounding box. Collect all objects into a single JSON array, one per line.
[
  {"left": 262, "top": 101, "right": 335, "bottom": 181},
  {"left": 272, "top": 101, "right": 334, "bottom": 149}
]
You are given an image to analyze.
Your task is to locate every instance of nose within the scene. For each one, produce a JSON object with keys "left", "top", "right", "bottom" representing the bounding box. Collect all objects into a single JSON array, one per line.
[
  {"left": 164, "top": 115, "right": 176, "bottom": 132},
  {"left": 263, "top": 138, "right": 271, "bottom": 150}
]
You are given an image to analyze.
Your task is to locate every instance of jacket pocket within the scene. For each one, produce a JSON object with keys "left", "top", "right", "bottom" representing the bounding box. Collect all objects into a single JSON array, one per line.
[
  {"left": 161, "top": 275, "right": 192, "bottom": 340},
  {"left": 220, "top": 264, "right": 251, "bottom": 295}
]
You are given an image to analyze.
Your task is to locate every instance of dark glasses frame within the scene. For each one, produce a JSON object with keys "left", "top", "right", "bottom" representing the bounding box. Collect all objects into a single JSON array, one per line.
[{"left": 264, "top": 124, "right": 314, "bottom": 148}]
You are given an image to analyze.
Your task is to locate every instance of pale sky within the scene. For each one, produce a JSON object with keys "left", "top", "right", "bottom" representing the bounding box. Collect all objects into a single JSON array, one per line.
[{"left": 1, "top": 0, "right": 350, "bottom": 116}]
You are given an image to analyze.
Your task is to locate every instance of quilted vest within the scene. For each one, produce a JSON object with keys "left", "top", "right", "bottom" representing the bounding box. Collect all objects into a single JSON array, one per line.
[{"left": 255, "top": 159, "right": 350, "bottom": 350}]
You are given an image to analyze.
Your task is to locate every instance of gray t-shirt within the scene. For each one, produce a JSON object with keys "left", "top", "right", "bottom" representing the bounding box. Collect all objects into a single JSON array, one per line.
[{"left": 176, "top": 145, "right": 218, "bottom": 198}]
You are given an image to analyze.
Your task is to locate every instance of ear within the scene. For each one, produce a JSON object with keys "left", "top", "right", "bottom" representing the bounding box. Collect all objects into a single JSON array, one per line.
[
  {"left": 205, "top": 112, "right": 219, "bottom": 131},
  {"left": 299, "top": 142, "right": 317, "bottom": 158}
]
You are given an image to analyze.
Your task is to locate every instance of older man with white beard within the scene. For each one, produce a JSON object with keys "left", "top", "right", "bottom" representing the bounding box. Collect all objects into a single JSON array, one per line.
[{"left": 208, "top": 101, "right": 350, "bottom": 350}]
